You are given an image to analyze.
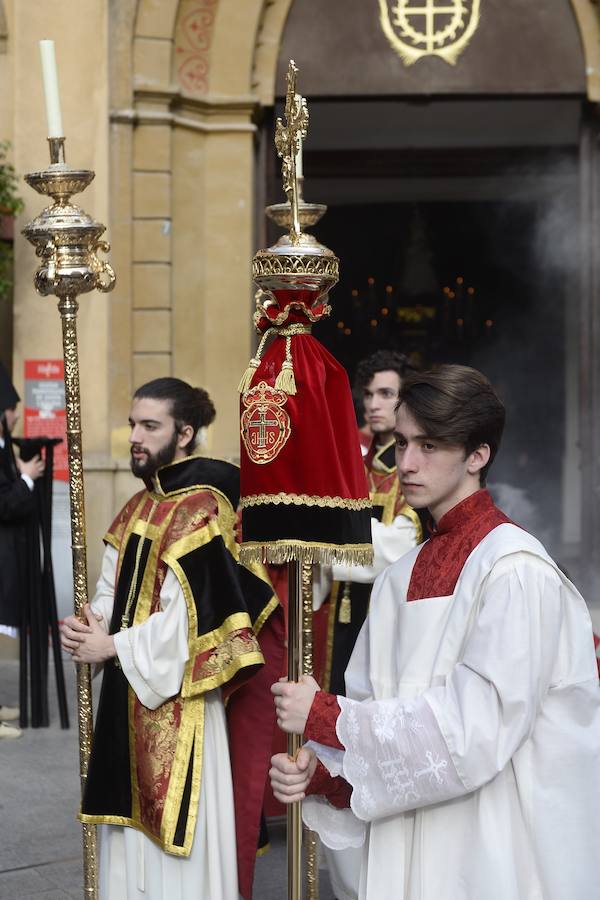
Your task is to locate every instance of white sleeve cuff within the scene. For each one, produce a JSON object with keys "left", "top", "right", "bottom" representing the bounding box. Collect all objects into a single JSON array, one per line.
[{"left": 20, "top": 473, "right": 34, "bottom": 491}]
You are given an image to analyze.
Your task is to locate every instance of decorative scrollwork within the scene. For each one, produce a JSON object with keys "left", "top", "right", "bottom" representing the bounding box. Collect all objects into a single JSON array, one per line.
[
  {"left": 253, "top": 253, "right": 339, "bottom": 280},
  {"left": 90, "top": 239, "right": 116, "bottom": 293}
]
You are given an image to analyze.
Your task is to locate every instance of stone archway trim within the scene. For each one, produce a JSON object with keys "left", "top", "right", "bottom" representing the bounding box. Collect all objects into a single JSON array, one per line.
[{"left": 570, "top": 0, "right": 600, "bottom": 101}]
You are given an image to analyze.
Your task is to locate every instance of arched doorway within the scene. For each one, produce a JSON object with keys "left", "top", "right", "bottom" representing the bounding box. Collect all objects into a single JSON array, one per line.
[{"left": 258, "top": 0, "right": 594, "bottom": 580}]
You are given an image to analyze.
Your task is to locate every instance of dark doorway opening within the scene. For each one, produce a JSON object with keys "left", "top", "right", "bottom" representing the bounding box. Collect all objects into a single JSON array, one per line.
[
  {"left": 262, "top": 98, "right": 582, "bottom": 556},
  {"left": 314, "top": 196, "right": 574, "bottom": 551}
]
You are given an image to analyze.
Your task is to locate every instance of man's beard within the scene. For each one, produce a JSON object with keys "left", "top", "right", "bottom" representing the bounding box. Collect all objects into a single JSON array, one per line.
[{"left": 130, "top": 429, "right": 179, "bottom": 479}]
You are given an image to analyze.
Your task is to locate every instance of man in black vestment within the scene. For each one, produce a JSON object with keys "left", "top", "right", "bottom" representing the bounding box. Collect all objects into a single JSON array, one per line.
[{"left": 0, "top": 362, "right": 44, "bottom": 738}]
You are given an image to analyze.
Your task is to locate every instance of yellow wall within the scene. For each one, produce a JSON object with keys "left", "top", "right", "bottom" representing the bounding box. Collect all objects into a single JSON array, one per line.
[{"left": 0, "top": 0, "right": 596, "bottom": 589}]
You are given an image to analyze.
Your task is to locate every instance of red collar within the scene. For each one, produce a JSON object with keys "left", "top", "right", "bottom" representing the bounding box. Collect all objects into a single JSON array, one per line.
[
  {"left": 430, "top": 488, "right": 495, "bottom": 536},
  {"left": 407, "top": 489, "right": 512, "bottom": 601}
]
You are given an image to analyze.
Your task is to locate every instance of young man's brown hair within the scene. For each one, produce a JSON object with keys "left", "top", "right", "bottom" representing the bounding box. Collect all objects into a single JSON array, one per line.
[{"left": 397, "top": 364, "right": 505, "bottom": 484}]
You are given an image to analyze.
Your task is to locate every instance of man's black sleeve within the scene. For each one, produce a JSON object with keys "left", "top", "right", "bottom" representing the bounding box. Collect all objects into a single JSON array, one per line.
[{"left": 0, "top": 470, "right": 35, "bottom": 522}]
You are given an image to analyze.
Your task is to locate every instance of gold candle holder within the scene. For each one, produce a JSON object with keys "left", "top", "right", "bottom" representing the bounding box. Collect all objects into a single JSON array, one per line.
[{"left": 22, "top": 136, "right": 116, "bottom": 900}]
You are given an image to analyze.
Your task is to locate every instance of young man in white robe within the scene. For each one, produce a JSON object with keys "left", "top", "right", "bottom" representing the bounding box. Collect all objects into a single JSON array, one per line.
[
  {"left": 61, "top": 378, "right": 282, "bottom": 900},
  {"left": 270, "top": 364, "right": 600, "bottom": 900}
]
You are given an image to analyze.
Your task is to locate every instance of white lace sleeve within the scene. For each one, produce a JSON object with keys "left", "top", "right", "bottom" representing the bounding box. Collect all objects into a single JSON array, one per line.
[
  {"left": 338, "top": 694, "right": 465, "bottom": 822},
  {"left": 302, "top": 796, "right": 366, "bottom": 851},
  {"left": 301, "top": 740, "right": 367, "bottom": 850},
  {"left": 337, "top": 555, "right": 566, "bottom": 823}
]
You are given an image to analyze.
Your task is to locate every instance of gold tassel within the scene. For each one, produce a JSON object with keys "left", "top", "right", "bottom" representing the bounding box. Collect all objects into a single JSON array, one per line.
[
  {"left": 237, "top": 357, "right": 261, "bottom": 394},
  {"left": 338, "top": 583, "right": 352, "bottom": 624},
  {"left": 237, "top": 329, "right": 274, "bottom": 394},
  {"left": 274, "top": 336, "right": 297, "bottom": 395}
]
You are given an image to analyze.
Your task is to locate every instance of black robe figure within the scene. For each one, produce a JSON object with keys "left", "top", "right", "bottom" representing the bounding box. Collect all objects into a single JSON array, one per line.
[{"left": 0, "top": 363, "right": 68, "bottom": 728}]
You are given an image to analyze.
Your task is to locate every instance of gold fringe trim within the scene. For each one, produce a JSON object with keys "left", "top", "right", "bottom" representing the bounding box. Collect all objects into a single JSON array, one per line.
[
  {"left": 241, "top": 492, "right": 371, "bottom": 511},
  {"left": 239, "top": 540, "right": 374, "bottom": 567}
]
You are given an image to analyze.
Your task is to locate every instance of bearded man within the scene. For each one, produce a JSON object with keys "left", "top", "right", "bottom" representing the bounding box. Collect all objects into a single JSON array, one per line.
[{"left": 61, "top": 377, "right": 282, "bottom": 900}]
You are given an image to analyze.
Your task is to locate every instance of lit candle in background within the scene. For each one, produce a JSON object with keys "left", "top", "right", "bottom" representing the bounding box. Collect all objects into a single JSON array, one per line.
[
  {"left": 39, "top": 40, "right": 64, "bottom": 137},
  {"left": 295, "top": 93, "right": 303, "bottom": 179}
]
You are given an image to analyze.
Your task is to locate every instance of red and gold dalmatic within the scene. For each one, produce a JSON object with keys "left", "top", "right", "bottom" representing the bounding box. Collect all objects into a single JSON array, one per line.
[{"left": 79, "top": 455, "right": 283, "bottom": 898}]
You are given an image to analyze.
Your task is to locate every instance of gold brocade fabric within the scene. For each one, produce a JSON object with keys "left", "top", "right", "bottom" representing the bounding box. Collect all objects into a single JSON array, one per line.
[{"left": 82, "top": 460, "right": 275, "bottom": 856}]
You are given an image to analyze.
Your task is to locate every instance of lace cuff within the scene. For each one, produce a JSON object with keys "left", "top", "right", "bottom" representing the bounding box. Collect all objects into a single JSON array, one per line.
[
  {"left": 338, "top": 694, "right": 466, "bottom": 822},
  {"left": 306, "top": 759, "right": 352, "bottom": 809},
  {"left": 305, "top": 691, "right": 344, "bottom": 749},
  {"left": 302, "top": 797, "right": 366, "bottom": 851}
]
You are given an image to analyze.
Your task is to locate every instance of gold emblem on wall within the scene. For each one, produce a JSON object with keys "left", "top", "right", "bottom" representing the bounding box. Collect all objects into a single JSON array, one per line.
[{"left": 379, "top": 0, "right": 480, "bottom": 66}]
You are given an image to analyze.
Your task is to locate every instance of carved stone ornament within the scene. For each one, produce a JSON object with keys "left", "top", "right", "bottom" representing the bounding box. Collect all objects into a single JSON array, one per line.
[{"left": 378, "top": 0, "right": 481, "bottom": 66}]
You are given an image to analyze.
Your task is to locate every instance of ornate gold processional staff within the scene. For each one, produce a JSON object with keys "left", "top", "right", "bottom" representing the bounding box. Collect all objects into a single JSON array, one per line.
[
  {"left": 238, "top": 61, "right": 373, "bottom": 900},
  {"left": 22, "top": 41, "right": 116, "bottom": 900}
]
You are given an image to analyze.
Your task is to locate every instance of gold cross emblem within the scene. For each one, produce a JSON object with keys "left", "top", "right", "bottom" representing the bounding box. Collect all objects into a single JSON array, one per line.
[{"left": 379, "top": 0, "right": 480, "bottom": 66}]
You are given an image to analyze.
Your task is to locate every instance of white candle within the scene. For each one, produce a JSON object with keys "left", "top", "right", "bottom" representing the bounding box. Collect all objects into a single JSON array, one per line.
[
  {"left": 39, "top": 40, "right": 64, "bottom": 137},
  {"left": 295, "top": 93, "right": 303, "bottom": 179}
]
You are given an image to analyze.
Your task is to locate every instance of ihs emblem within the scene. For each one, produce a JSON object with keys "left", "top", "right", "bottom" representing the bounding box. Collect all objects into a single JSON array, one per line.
[
  {"left": 379, "top": 0, "right": 481, "bottom": 66},
  {"left": 241, "top": 381, "right": 292, "bottom": 465}
]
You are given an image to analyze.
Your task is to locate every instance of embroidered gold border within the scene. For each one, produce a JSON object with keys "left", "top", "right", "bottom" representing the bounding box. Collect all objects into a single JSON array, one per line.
[
  {"left": 253, "top": 594, "right": 279, "bottom": 636},
  {"left": 78, "top": 812, "right": 189, "bottom": 858},
  {"left": 160, "top": 694, "right": 205, "bottom": 855},
  {"left": 240, "top": 540, "right": 373, "bottom": 567},
  {"left": 161, "top": 516, "right": 228, "bottom": 643},
  {"left": 191, "top": 648, "right": 265, "bottom": 695},
  {"left": 194, "top": 611, "right": 253, "bottom": 655},
  {"left": 241, "top": 493, "right": 371, "bottom": 511},
  {"left": 371, "top": 486, "right": 399, "bottom": 528},
  {"left": 114, "top": 493, "right": 148, "bottom": 583},
  {"left": 163, "top": 560, "right": 265, "bottom": 698},
  {"left": 129, "top": 501, "right": 179, "bottom": 824},
  {"left": 400, "top": 500, "right": 423, "bottom": 544},
  {"left": 164, "top": 516, "right": 224, "bottom": 571},
  {"left": 163, "top": 494, "right": 279, "bottom": 634},
  {"left": 371, "top": 437, "right": 397, "bottom": 475},
  {"left": 130, "top": 520, "right": 162, "bottom": 541},
  {"left": 82, "top": 698, "right": 208, "bottom": 857},
  {"left": 104, "top": 532, "right": 120, "bottom": 551}
]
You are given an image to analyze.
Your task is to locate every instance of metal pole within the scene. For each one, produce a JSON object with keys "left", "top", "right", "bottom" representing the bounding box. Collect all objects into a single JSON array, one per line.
[
  {"left": 302, "top": 561, "right": 319, "bottom": 900},
  {"left": 287, "top": 559, "right": 304, "bottom": 900},
  {"left": 58, "top": 295, "right": 98, "bottom": 898}
]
